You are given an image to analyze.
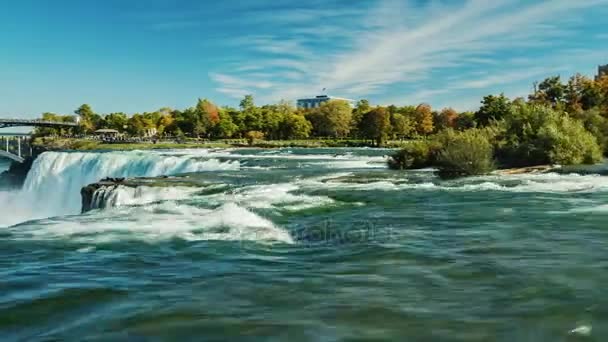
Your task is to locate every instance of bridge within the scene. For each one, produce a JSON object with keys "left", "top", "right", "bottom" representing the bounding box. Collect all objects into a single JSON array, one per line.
[
  {"left": 0, "top": 118, "right": 78, "bottom": 163},
  {"left": 0, "top": 118, "right": 79, "bottom": 129},
  {"left": 0, "top": 135, "right": 31, "bottom": 163}
]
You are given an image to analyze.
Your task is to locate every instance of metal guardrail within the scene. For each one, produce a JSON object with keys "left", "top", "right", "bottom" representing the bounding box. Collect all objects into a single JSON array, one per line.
[{"left": 0, "top": 150, "right": 25, "bottom": 163}]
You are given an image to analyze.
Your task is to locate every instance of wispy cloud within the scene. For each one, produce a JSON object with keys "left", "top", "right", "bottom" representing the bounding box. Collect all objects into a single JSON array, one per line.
[{"left": 211, "top": 0, "right": 608, "bottom": 105}]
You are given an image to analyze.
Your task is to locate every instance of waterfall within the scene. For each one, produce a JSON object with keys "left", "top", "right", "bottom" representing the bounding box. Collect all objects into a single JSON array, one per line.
[
  {"left": 0, "top": 150, "right": 239, "bottom": 226},
  {"left": 88, "top": 184, "right": 200, "bottom": 211}
]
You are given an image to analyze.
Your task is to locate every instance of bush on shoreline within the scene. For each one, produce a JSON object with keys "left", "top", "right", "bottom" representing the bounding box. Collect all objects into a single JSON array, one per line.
[
  {"left": 389, "top": 103, "right": 604, "bottom": 178},
  {"left": 387, "top": 140, "right": 436, "bottom": 170},
  {"left": 436, "top": 130, "right": 495, "bottom": 178}
]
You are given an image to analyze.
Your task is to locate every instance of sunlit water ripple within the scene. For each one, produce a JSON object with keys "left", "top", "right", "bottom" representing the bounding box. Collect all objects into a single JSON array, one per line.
[{"left": 0, "top": 148, "right": 607, "bottom": 341}]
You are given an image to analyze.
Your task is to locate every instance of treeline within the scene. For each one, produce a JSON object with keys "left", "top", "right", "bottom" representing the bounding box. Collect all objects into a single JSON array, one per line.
[
  {"left": 35, "top": 95, "right": 471, "bottom": 145},
  {"left": 390, "top": 72, "right": 608, "bottom": 177},
  {"left": 36, "top": 69, "right": 608, "bottom": 175}
]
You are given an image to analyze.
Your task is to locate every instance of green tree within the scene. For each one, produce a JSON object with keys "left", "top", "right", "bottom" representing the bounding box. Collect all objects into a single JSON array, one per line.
[
  {"left": 35, "top": 113, "right": 74, "bottom": 136},
  {"left": 212, "top": 109, "right": 239, "bottom": 138},
  {"left": 475, "top": 94, "right": 511, "bottom": 126},
  {"left": 157, "top": 114, "right": 176, "bottom": 136},
  {"left": 279, "top": 113, "right": 312, "bottom": 139},
  {"left": 499, "top": 103, "right": 602, "bottom": 166},
  {"left": 531, "top": 76, "right": 565, "bottom": 106},
  {"left": 537, "top": 114, "right": 603, "bottom": 165},
  {"left": 578, "top": 108, "right": 608, "bottom": 153},
  {"left": 245, "top": 130, "right": 265, "bottom": 145},
  {"left": 240, "top": 95, "right": 255, "bottom": 111},
  {"left": 238, "top": 95, "right": 263, "bottom": 134},
  {"left": 455, "top": 111, "right": 476, "bottom": 130},
  {"left": 390, "top": 113, "right": 414, "bottom": 140},
  {"left": 193, "top": 99, "right": 221, "bottom": 137},
  {"left": 351, "top": 99, "right": 372, "bottom": 136},
  {"left": 308, "top": 100, "right": 353, "bottom": 138},
  {"left": 103, "top": 112, "right": 128, "bottom": 131},
  {"left": 75, "top": 104, "right": 101, "bottom": 133},
  {"left": 260, "top": 102, "right": 293, "bottom": 139},
  {"left": 358, "top": 107, "right": 392, "bottom": 146}
]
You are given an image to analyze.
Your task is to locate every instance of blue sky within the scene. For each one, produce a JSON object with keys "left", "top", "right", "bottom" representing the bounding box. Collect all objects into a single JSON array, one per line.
[{"left": 1, "top": 0, "right": 608, "bottom": 119}]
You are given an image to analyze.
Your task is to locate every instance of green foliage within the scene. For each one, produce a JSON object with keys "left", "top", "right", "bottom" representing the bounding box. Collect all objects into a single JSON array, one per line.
[
  {"left": 537, "top": 115, "right": 603, "bottom": 165},
  {"left": 307, "top": 100, "right": 353, "bottom": 138},
  {"left": 530, "top": 76, "right": 565, "bottom": 106},
  {"left": 498, "top": 103, "right": 603, "bottom": 166},
  {"left": 390, "top": 113, "right": 414, "bottom": 140},
  {"left": 245, "top": 131, "right": 265, "bottom": 146},
  {"left": 75, "top": 104, "right": 102, "bottom": 134},
  {"left": 388, "top": 140, "right": 436, "bottom": 170},
  {"left": 358, "top": 107, "right": 391, "bottom": 146},
  {"left": 475, "top": 94, "right": 511, "bottom": 126},
  {"left": 102, "top": 112, "right": 128, "bottom": 131},
  {"left": 436, "top": 129, "right": 495, "bottom": 178},
  {"left": 34, "top": 113, "right": 78, "bottom": 136},
  {"left": 280, "top": 113, "right": 312, "bottom": 139},
  {"left": 455, "top": 111, "right": 476, "bottom": 130},
  {"left": 30, "top": 67, "right": 608, "bottom": 171},
  {"left": 351, "top": 99, "right": 372, "bottom": 136},
  {"left": 577, "top": 108, "right": 608, "bottom": 153},
  {"left": 240, "top": 95, "right": 255, "bottom": 111},
  {"left": 212, "top": 110, "right": 238, "bottom": 138}
]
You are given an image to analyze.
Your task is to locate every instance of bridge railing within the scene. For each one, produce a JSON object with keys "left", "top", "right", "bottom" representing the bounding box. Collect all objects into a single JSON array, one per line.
[
  {"left": 0, "top": 135, "right": 31, "bottom": 162},
  {"left": 0, "top": 119, "right": 79, "bottom": 127}
]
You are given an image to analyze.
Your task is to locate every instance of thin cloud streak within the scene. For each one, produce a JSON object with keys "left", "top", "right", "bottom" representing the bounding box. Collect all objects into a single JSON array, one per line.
[{"left": 211, "top": 0, "right": 608, "bottom": 105}]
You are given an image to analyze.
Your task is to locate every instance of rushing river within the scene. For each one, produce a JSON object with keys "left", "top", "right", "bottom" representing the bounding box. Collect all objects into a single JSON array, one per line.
[{"left": 0, "top": 148, "right": 607, "bottom": 341}]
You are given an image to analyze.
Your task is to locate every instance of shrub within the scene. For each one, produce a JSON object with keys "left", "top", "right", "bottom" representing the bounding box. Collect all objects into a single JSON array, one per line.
[
  {"left": 388, "top": 140, "right": 436, "bottom": 170},
  {"left": 537, "top": 115, "right": 603, "bottom": 165},
  {"left": 436, "top": 129, "right": 495, "bottom": 178},
  {"left": 245, "top": 131, "right": 265, "bottom": 146},
  {"left": 498, "top": 103, "right": 603, "bottom": 166}
]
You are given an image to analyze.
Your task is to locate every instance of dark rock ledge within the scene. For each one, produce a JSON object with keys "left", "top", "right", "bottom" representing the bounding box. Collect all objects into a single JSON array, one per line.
[{"left": 80, "top": 176, "right": 197, "bottom": 213}]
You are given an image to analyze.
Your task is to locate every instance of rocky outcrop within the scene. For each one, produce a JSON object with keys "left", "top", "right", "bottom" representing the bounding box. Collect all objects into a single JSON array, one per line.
[
  {"left": 0, "top": 157, "right": 34, "bottom": 189},
  {"left": 80, "top": 178, "right": 125, "bottom": 213},
  {"left": 495, "top": 165, "right": 558, "bottom": 175},
  {"left": 80, "top": 176, "right": 196, "bottom": 213}
]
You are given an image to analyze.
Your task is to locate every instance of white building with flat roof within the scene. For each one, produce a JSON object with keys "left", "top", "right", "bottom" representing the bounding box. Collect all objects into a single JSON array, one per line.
[{"left": 297, "top": 95, "right": 355, "bottom": 109}]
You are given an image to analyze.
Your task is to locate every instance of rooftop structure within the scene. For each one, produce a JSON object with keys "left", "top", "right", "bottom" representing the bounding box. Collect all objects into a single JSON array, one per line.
[
  {"left": 94, "top": 129, "right": 120, "bottom": 136},
  {"left": 296, "top": 95, "right": 355, "bottom": 109}
]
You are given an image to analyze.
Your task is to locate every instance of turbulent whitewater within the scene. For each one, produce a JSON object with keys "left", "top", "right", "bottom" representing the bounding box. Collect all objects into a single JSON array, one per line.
[{"left": 1, "top": 147, "right": 607, "bottom": 340}]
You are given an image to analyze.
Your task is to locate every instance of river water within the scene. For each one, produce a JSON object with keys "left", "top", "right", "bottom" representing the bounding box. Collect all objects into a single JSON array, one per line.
[{"left": 0, "top": 148, "right": 606, "bottom": 341}]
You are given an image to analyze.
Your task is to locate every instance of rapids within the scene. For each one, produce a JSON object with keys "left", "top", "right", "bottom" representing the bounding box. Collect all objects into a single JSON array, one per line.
[{"left": 1, "top": 148, "right": 607, "bottom": 340}]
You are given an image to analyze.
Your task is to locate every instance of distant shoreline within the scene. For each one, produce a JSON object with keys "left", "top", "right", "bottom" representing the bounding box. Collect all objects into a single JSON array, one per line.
[{"left": 32, "top": 137, "right": 404, "bottom": 151}]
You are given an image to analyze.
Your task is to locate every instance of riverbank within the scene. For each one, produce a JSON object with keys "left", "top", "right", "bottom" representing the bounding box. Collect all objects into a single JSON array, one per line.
[{"left": 32, "top": 137, "right": 408, "bottom": 151}]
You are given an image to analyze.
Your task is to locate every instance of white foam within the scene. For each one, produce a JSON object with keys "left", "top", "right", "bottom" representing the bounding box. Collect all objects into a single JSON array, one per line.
[
  {"left": 301, "top": 172, "right": 608, "bottom": 194},
  {"left": 569, "top": 325, "right": 592, "bottom": 336},
  {"left": 0, "top": 151, "right": 239, "bottom": 225},
  {"left": 91, "top": 185, "right": 199, "bottom": 209},
  {"left": 154, "top": 149, "right": 388, "bottom": 168},
  {"left": 205, "top": 182, "right": 335, "bottom": 212},
  {"left": 9, "top": 202, "right": 293, "bottom": 244}
]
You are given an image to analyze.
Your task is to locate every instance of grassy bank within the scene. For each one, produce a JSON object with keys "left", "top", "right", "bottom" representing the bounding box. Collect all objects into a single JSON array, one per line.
[{"left": 32, "top": 137, "right": 406, "bottom": 151}]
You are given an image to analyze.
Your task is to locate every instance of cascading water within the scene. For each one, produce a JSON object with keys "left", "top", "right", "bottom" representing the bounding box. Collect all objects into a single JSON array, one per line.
[
  {"left": 2, "top": 147, "right": 608, "bottom": 340},
  {"left": 0, "top": 150, "right": 239, "bottom": 226}
]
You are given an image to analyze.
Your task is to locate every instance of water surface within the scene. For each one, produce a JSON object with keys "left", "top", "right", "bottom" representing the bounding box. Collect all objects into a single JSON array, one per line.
[{"left": 0, "top": 148, "right": 606, "bottom": 341}]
